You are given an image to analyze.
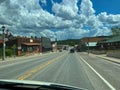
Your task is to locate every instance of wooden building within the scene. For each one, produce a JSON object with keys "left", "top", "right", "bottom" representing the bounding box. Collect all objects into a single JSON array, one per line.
[
  {"left": 97, "top": 36, "right": 120, "bottom": 50},
  {"left": 78, "top": 36, "right": 110, "bottom": 51}
]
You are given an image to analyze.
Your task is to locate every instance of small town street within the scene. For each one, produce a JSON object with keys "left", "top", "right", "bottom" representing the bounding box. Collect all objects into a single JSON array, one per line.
[{"left": 0, "top": 51, "right": 120, "bottom": 90}]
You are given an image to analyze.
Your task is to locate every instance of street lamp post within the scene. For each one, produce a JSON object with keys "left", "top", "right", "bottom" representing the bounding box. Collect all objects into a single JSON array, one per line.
[{"left": 1, "top": 26, "right": 6, "bottom": 60}]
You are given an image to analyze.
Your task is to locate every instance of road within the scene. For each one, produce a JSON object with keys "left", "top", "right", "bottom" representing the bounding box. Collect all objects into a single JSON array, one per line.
[{"left": 0, "top": 51, "right": 120, "bottom": 90}]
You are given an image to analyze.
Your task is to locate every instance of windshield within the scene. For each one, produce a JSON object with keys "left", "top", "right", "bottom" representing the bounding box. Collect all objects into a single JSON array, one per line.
[{"left": 0, "top": 0, "right": 120, "bottom": 90}]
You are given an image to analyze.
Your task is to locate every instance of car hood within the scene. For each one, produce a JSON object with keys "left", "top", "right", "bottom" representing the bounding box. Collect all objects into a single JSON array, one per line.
[{"left": 0, "top": 79, "right": 86, "bottom": 90}]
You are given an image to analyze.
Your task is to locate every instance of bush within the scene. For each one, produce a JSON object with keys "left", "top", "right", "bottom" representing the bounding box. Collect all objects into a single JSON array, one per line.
[
  {"left": 5, "top": 49, "right": 13, "bottom": 57},
  {"left": 0, "top": 48, "right": 2, "bottom": 58}
]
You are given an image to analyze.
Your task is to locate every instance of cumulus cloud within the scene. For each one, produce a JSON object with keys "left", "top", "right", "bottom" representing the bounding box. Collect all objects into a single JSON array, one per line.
[
  {"left": 0, "top": 0, "right": 120, "bottom": 40},
  {"left": 54, "top": 27, "right": 90, "bottom": 40},
  {"left": 79, "top": 0, "right": 120, "bottom": 37},
  {"left": 52, "top": 0, "right": 78, "bottom": 19},
  {"left": 40, "top": 29, "right": 55, "bottom": 37},
  {"left": 98, "top": 12, "right": 120, "bottom": 25},
  {"left": 0, "top": 0, "right": 41, "bottom": 28},
  {"left": 80, "top": 0, "right": 95, "bottom": 17},
  {"left": 89, "top": 27, "right": 111, "bottom": 37}
]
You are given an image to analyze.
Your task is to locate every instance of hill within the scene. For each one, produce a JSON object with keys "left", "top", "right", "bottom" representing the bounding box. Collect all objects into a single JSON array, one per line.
[{"left": 57, "top": 39, "right": 80, "bottom": 46}]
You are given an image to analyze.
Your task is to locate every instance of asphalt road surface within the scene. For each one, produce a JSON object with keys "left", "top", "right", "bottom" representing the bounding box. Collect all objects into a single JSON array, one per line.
[{"left": 0, "top": 51, "right": 120, "bottom": 90}]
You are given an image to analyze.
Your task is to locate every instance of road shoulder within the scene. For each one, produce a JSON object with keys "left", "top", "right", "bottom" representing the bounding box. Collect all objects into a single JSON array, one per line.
[{"left": 87, "top": 52, "right": 120, "bottom": 64}]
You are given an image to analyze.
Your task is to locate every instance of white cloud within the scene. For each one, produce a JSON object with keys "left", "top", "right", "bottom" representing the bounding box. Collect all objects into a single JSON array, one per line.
[
  {"left": 89, "top": 27, "right": 111, "bottom": 37},
  {"left": 87, "top": 15, "right": 103, "bottom": 28},
  {"left": 80, "top": 0, "right": 95, "bottom": 17},
  {"left": 0, "top": 0, "right": 41, "bottom": 27},
  {"left": 0, "top": 0, "right": 120, "bottom": 40},
  {"left": 52, "top": 0, "right": 78, "bottom": 19},
  {"left": 55, "top": 28, "right": 90, "bottom": 40},
  {"left": 80, "top": 0, "right": 103, "bottom": 28},
  {"left": 40, "top": 30, "right": 56, "bottom": 41},
  {"left": 98, "top": 12, "right": 120, "bottom": 26},
  {"left": 41, "top": 30, "right": 55, "bottom": 37}
]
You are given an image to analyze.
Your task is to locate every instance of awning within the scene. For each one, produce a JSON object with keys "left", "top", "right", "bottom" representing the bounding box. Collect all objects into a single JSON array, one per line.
[
  {"left": 86, "top": 42, "right": 97, "bottom": 46},
  {"left": 22, "top": 43, "right": 41, "bottom": 46}
]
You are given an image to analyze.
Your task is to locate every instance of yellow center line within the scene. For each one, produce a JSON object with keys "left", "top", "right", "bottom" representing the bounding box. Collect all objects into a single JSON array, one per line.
[{"left": 17, "top": 53, "right": 66, "bottom": 80}]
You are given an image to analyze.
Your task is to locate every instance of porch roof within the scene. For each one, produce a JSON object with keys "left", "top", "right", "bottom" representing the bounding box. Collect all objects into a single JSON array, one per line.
[{"left": 22, "top": 43, "right": 41, "bottom": 46}]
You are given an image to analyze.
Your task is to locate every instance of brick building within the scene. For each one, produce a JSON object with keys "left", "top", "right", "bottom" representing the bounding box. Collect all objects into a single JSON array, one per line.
[
  {"left": 5, "top": 37, "right": 42, "bottom": 56},
  {"left": 0, "top": 40, "right": 2, "bottom": 45}
]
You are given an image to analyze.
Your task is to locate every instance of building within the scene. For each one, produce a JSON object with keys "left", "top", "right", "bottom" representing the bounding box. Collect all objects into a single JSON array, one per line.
[
  {"left": 5, "top": 36, "right": 42, "bottom": 56},
  {"left": 78, "top": 36, "right": 110, "bottom": 51},
  {"left": 40, "top": 37, "right": 52, "bottom": 52},
  {"left": 97, "top": 35, "right": 120, "bottom": 50},
  {"left": 0, "top": 40, "right": 2, "bottom": 45}
]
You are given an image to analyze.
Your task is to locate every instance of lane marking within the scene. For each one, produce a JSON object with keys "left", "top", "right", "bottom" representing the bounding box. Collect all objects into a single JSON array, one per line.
[
  {"left": 78, "top": 55, "right": 116, "bottom": 90},
  {"left": 17, "top": 53, "right": 66, "bottom": 80}
]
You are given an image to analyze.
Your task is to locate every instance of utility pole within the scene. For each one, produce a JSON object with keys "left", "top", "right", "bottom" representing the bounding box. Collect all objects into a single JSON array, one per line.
[
  {"left": 88, "top": 37, "right": 89, "bottom": 54},
  {"left": 1, "top": 26, "right": 6, "bottom": 60},
  {"left": 55, "top": 34, "right": 57, "bottom": 52}
]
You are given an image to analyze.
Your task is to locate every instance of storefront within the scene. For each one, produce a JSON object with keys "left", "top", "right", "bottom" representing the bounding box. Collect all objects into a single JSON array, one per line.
[{"left": 4, "top": 37, "right": 42, "bottom": 56}]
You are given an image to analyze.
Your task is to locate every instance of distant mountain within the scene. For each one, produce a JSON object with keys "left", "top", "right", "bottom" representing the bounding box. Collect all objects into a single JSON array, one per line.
[{"left": 56, "top": 39, "right": 80, "bottom": 46}]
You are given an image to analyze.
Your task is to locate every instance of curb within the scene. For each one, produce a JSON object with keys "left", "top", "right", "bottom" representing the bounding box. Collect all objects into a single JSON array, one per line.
[
  {"left": 96, "top": 56, "right": 120, "bottom": 64},
  {"left": 83, "top": 52, "right": 120, "bottom": 64}
]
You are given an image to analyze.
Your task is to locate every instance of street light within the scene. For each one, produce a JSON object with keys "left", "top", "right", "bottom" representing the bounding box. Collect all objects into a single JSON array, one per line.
[{"left": 1, "top": 26, "right": 6, "bottom": 60}]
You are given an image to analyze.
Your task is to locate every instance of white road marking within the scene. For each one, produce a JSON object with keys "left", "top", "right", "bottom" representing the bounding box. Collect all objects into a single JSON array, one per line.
[{"left": 79, "top": 55, "right": 116, "bottom": 90}]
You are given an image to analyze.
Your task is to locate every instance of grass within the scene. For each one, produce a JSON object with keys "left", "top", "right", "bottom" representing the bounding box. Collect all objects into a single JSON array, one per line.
[{"left": 107, "top": 49, "right": 120, "bottom": 52}]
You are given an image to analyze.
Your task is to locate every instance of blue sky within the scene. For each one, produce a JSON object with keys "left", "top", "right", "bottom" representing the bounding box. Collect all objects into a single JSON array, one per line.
[
  {"left": 0, "top": 0, "right": 120, "bottom": 40},
  {"left": 38, "top": 0, "right": 120, "bottom": 40},
  {"left": 91, "top": 0, "right": 120, "bottom": 14},
  {"left": 40, "top": 0, "right": 120, "bottom": 15}
]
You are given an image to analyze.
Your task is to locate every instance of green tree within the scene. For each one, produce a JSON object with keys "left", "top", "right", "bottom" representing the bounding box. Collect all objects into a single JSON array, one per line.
[{"left": 111, "top": 27, "right": 120, "bottom": 36}]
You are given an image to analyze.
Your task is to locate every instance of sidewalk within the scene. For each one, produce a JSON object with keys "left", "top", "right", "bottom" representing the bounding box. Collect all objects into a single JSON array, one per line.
[
  {"left": 0, "top": 54, "right": 40, "bottom": 63},
  {"left": 88, "top": 52, "right": 120, "bottom": 64},
  {"left": 0, "top": 52, "right": 54, "bottom": 63}
]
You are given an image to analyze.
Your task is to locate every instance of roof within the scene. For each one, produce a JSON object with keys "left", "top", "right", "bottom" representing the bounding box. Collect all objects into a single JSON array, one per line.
[
  {"left": 106, "top": 36, "right": 120, "bottom": 43},
  {"left": 22, "top": 43, "right": 41, "bottom": 46},
  {"left": 80, "top": 36, "right": 109, "bottom": 44}
]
